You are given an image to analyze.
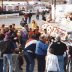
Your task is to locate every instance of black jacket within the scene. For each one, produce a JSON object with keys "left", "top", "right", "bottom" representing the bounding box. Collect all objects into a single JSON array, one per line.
[{"left": 49, "top": 41, "right": 67, "bottom": 55}]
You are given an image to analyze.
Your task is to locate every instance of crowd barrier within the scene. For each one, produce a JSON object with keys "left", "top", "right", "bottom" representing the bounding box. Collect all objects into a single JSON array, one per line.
[
  {"left": 0, "top": 54, "right": 20, "bottom": 72},
  {"left": 0, "top": 13, "right": 19, "bottom": 18},
  {"left": 0, "top": 41, "right": 22, "bottom": 72}
]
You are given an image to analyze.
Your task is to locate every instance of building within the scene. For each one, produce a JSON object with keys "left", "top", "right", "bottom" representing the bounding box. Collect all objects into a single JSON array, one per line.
[{"left": 0, "top": 0, "right": 66, "bottom": 3}]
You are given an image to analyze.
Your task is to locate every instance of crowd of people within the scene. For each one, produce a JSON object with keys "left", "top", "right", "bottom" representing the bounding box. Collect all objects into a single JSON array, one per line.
[
  {"left": 20, "top": 10, "right": 47, "bottom": 27},
  {"left": 0, "top": 13, "right": 72, "bottom": 72}
]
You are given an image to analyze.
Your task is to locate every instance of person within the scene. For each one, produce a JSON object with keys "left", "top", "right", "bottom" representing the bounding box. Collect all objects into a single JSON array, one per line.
[
  {"left": 35, "top": 34, "right": 48, "bottom": 72},
  {"left": 46, "top": 53, "right": 60, "bottom": 72},
  {"left": 3, "top": 29, "right": 16, "bottom": 72},
  {"left": 36, "top": 9, "right": 39, "bottom": 20},
  {"left": 24, "top": 34, "right": 37, "bottom": 72},
  {"left": 31, "top": 20, "right": 38, "bottom": 30},
  {"left": 1, "top": 24, "right": 5, "bottom": 30},
  {"left": 33, "top": 28, "right": 41, "bottom": 40},
  {"left": 20, "top": 27, "right": 28, "bottom": 48},
  {"left": 0, "top": 29, "right": 5, "bottom": 41},
  {"left": 29, "top": 28, "right": 34, "bottom": 36},
  {"left": 1, "top": 24, "right": 5, "bottom": 34},
  {"left": 28, "top": 12, "right": 32, "bottom": 23},
  {"left": 16, "top": 30, "right": 24, "bottom": 70},
  {"left": 0, "top": 28, "right": 5, "bottom": 57},
  {"left": 12, "top": 24, "right": 15, "bottom": 29},
  {"left": 42, "top": 29, "right": 49, "bottom": 37},
  {"left": 42, "top": 11, "right": 46, "bottom": 21},
  {"left": 24, "top": 24, "right": 29, "bottom": 32},
  {"left": 48, "top": 35, "right": 67, "bottom": 72},
  {"left": 20, "top": 18, "right": 27, "bottom": 27},
  {"left": 24, "top": 13, "right": 28, "bottom": 24},
  {"left": 67, "top": 46, "right": 72, "bottom": 72}
]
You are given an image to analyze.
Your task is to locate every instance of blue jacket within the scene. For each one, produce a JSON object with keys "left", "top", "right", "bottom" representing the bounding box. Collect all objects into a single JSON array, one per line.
[{"left": 35, "top": 40, "right": 48, "bottom": 55}]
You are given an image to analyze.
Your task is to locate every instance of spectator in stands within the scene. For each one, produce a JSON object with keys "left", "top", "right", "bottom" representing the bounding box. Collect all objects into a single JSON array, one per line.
[
  {"left": 24, "top": 34, "right": 37, "bottom": 72},
  {"left": 35, "top": 34, "right": 48, "bottom": 72},
  {"left": 48, "top": 35, "right": 67, "bottom": 72}
]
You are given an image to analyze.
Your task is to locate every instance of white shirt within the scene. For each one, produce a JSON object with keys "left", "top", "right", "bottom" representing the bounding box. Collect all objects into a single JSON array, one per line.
[{"left": 46, "top": 53, "right": 60, "bottom": 72}]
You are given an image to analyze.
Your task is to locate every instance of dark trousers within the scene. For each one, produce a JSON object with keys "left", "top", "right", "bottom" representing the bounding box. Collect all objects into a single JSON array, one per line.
[
  {"left": 36, "top": 15, "right": 39, "bottom": 20},
  {"left": 24, "top": 51, "right": 35, "bottom": 72},
  {"left": 36, "top": 55, "right": 46, "bottom": 72},
  {"left": 29, "top": 17, "right": 31, "bottom": 23},
  {"left": 25, "top": 18, "right": 27, "bottom": 24},
  {"left": 18, "top": 55, "right": 23, "bottom": 69}
]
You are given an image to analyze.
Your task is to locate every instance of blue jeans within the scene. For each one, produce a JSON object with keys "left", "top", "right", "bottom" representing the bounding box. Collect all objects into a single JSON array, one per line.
[
  {"left": 57, "top": 55, "right": 64, "bottom": 72},
  {"left": 24, "top": 51, "right": 35, "bottom": 72},
  {"left": 3, "top": 54, "right": 13, "bottom": 72}
]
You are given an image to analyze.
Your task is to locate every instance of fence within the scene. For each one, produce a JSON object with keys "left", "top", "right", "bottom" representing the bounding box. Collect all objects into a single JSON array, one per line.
[
  {"left": 0, "top": 13, "right": 19, "bottom": 18},
  {"left": 0, "top": 54, "right": 21, "bottom": 72},
  {"left": 0, "top": 40, "right": 23, "bottom": 72}
]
